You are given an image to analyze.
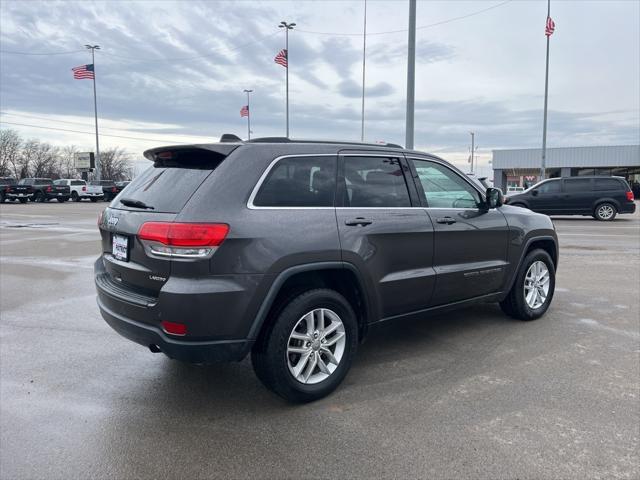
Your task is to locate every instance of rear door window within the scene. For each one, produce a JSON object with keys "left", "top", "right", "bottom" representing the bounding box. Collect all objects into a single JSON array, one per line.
[
  {"left": 253, "top": 156, "right": 337, "bottom": 207},
  {"left": 342, "top": 156, "right": 411, "bottom": 207},
  {"left": 594, "top": 178, "right": 622, "bottom": 191},
  {"left": 564, "top": 178, "right": 592, "bottom": 192}
]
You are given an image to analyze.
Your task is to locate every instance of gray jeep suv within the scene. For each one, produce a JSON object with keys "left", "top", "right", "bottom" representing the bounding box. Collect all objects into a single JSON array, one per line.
[{"left": 95, "top": 138, "right": 558, "bottom": 402}]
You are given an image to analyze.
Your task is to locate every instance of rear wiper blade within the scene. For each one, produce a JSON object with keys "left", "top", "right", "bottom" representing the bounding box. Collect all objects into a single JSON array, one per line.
[{"left": 120, "top": 198, "right": 154, "bottom": 210}]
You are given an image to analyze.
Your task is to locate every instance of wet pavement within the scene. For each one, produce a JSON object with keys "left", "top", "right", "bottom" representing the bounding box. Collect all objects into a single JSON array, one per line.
[{"left": 1, "top": 201, "right": 639, "bottom": 479}]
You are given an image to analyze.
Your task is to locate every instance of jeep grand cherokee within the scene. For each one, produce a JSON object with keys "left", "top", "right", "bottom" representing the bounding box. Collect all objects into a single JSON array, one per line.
[{"left": 95, "top": 138, "right": 558, "bottom": 402}]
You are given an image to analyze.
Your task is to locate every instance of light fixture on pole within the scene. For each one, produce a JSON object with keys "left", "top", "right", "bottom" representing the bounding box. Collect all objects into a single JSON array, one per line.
[
  {"left": 84, "top": 44, "right": 101, "bottom": 180},
  {"left": 279, "top": 21, "right": 295, "bottom": 138},
  {"left": 243, "top": 89, "right": 253, "bottom": 140}
]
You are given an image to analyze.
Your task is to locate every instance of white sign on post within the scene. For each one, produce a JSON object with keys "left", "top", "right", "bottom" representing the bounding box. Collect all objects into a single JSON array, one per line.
[{"left": 75, "top": 152, "right": 95, "bottom": 171}]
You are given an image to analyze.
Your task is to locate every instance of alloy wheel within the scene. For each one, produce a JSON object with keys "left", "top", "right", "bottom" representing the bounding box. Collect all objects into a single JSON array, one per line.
[
  {"left": 286, "top": 308, "right": 346, "bottom": 385},
  {"left": 597, "top": 204, "right": 614, "bottom": 220},
  {"left": 524, "top": 260, "right": 550, "bottom": 309}
]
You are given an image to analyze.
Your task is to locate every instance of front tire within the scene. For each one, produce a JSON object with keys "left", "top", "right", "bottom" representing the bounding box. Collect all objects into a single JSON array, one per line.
[
  {"left": 34, "top": 192, "right": 44, "bottom": 203},
  {"left": 19, "top": 198, "right": 27, "bottom": 203},
  {"left": 594, "top": 202, "right": 617, "bottom": 221},
  {"left": 251, "top": 289, "right": 358, "bottom": 403},
  {"left": 90, "top": 197, "right": 98, "bottom": 202},
  {"left": 500, "top": 249, "right": 555, "bottom": 321}
]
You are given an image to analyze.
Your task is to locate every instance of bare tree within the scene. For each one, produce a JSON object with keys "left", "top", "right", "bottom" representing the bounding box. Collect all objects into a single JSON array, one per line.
[
  {"left": 59, "top": 145, "right": 80, "bottom": 178},
  {"left": 0, "top": 129, "right": 22, "bottom": 178},
  {"left": 28, "top": 141, "right": 59, "bottom": 178},
  {"left": 97, "top": 147, "right": 131, "bottom": 181}
]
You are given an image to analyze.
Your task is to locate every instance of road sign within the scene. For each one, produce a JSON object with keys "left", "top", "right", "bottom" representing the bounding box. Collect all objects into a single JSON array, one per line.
[{"left": 75, "top": 152, "right": 95, "bottom": 171}]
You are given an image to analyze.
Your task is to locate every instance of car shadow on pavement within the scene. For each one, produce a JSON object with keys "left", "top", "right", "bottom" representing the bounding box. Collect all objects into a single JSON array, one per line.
[{"left": 131, "top": 302, "right": 514, "bottom": 411}]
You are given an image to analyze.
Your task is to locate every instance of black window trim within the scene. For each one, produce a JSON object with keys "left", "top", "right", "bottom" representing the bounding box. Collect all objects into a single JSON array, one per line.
[
  {"left": 247, "top": 153, "right": 338, "bottom": 210},
  {"left": 406, "top": 155, "right": 486, "bottom": 209},
  {"left": 336, "top": 152, "right": 419, "bottom": 209}
]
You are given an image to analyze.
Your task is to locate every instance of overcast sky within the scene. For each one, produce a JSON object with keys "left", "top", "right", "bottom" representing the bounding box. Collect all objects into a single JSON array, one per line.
[{"left": 1, "top": 0, "right": 638, "bottom": 174}]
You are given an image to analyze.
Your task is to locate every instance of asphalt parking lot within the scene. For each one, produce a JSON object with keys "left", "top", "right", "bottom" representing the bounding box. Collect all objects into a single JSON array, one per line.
[{"left": 1, "top": 201, "right": 639, "bottom": 479}]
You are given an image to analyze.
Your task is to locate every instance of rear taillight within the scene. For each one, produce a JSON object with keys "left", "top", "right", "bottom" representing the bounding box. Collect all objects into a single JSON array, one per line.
[
  {"left": 626, "top": 191, "right": 634, "bottom": 201},
  {"left": 4, "top": 186, "right": 9, "bottom": 192},
  {"left": 46, "top": 186, "right": 52, "bottom": 192},
  {"left": 111, "top": 187, "right": 117, "bottom": 193},
  {"left": 138, "top": 222, "right": 229, "bottom": 258},
  {"left": 82, "top": 186, "right": 87, "bottom": 192}
]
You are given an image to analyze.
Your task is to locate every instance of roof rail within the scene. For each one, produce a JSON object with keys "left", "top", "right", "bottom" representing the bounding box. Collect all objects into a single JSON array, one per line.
[{"left": 248, "top": 137, "right": 404, "bottom": 149}]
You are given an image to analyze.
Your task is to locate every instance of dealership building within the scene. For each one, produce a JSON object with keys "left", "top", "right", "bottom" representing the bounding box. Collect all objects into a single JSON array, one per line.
[{"left": 492, "top": 145, "right": 640, "bottom": 191}]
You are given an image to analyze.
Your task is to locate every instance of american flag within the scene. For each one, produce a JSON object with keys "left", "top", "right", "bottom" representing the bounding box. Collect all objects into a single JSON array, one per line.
[
  {"left": 240, "top": 105, "right": 249, "bottom": 117},
  {"left": 545, "top": 16, "right": 555, "bottom": 36},
  {"left": 72, "top": 64, "right": 95, "bottom": 79},
  {"left": 274, "top": 49, "right": 288, "bottom": 68}
]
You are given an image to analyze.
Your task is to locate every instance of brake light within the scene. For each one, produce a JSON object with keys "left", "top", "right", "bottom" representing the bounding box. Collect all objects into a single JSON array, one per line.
[
  {"left": 82, "top": 186, "right": 87, "bottom": 192},
  {"left": 46, "top": 186, "right": 52, "bottom": 192},
  {"left": 161, "top": 321, "right": 187, "bottom": 336},
  {"left": 626, "top": 191, "right": 634, "bottom": 201},
  {"left": 4, "top": 186, "right": 9, "bottom": 192},
  {"left": 138, "top": 222, "right": 229, "bottom": 258},
  {"left": 111, "top": 186, "right": 117, "bottom": 193}
]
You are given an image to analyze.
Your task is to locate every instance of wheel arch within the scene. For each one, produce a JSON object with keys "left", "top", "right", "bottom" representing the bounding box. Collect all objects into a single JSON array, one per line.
[
  {"left": 248, "top": 262, "right": 373, "bottom": 344},
  {"left": 502, "top": 235, "right": 558, "bottom": 299}
]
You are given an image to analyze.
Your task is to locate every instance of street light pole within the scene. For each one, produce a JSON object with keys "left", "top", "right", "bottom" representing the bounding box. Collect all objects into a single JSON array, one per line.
[
  {"left": 405, "top": 0, "right": 416, "bottom": 150},
  {"left": 85, "top": 44, "right": 101, "bottom": 180},
  {"left": 540, "top": 0, "right": 551, "bottom": 181},
  {"left": 279, "top": 21, "right": 295, "bottom": 138},
  {"left": 470, "top": 131, "right": 475, "bottom": 174},
  {"left": 243, "top": 89, "right": 253, "bottom": 140},
  {"left": 361, "top": 0, "right": 367, "bottom": 142}
]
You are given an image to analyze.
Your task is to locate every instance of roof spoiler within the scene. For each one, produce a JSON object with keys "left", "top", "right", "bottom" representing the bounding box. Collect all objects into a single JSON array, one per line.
[
  {"left": 143, "top": 144, "right": 240, "bottom": 162},
  {"left": 220, "top": 133, "right": 243, "bottom": 143}
]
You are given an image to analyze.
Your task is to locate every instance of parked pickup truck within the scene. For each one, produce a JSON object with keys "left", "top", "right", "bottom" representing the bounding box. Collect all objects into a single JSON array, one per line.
[
  {"left": 56, "top": 179, "right": 103, "bottom": 202},
  {"left": 19, "top": 178, "right": 71, "bottom": 202},
  {"left": 89, "top": 180, "right": 118, "bottom": 201},
  {"left": 1, "top": 177, "right": 33, "bottom": 203}
]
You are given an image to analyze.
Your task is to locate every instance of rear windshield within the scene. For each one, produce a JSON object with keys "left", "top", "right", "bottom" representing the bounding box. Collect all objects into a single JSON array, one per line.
[{"left": 112, "top": 148, "right": 230, "bottom": 213}]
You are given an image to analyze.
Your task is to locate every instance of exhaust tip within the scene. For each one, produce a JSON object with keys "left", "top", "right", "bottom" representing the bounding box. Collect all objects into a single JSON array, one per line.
[{"left": 149, "top": 344, "right": 162, "bottom": 353}]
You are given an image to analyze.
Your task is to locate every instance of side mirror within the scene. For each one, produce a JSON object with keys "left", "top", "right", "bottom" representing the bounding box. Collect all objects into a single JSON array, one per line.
[
  {"left": 485, "top": 187, "right": 504, "bottom": 209},
  {"left": 531, "top": 189, "right": 539, "bottom": 196}
]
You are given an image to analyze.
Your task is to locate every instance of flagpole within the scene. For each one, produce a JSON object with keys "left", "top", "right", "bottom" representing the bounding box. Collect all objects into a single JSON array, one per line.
[
  {"left": 540, "top": 0, "right": 551, "bottom": 181},
  {"left": 244, "top": 89, "right": 253, "bottom": 140},
  {"left": 279, "top": 21, "right": 295, "bottom": 138},
  {"left": 360, "top": 0, "right": 367, "bottom": 142},
  {"left": 405, "top": 0, "right": 416, "bottom": 150},
  {"left": 85, "top": 44, "right": 101, "bottom": 181}
]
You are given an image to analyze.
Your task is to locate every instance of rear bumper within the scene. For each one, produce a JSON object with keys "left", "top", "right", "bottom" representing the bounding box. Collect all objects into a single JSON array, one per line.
[
  {"left": 94, "top": 257, "right": 262, "bottom": 363},
  {"left": 6, "top": 193, "right": 33, "bottom": 198},
  {"left": 620, "top": 202, "right": 636, "bottom": 214},
  {"left": 97, "top": 297, "right": 251, "bottom": 362}
]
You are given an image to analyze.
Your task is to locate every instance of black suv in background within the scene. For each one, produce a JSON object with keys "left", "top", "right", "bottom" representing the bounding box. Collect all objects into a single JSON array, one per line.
[
  {"left": 95, "top": 139, "right": 559, "bottom": 402},
  {"left": 19, "top": 178, "right": 70, "bottom": 202},
  {"left": 507, "top": 176, "right": 636, "bottom": 221}
]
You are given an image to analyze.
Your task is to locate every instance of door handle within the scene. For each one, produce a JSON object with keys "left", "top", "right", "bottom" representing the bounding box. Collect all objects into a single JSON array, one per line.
[
  {"left": 436, "top": 216, "right": 457, "bottom": 225},
  {"left": 345, "top": 217, "right": 373, "bottom": 226}
]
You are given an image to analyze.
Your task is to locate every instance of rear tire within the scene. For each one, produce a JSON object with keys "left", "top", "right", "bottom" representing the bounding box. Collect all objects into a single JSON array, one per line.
[
  {"left": 251, "top": 288, "right": 358, "bottom": 403},
  {"left": 34, "top": 192, "right": 44, "bottom": 203},
  {"left": 594, "top": 202, "right": 617, "bottom": 221},
  {"left": 72, "top": 191, "right": 80, "bottom": 202},
  {"left": 19, "top": 198, "right": 27, "bottom": 203},
  {"left": 90, "top": 197, "right": 98, "bottom": 202},
  {"left": 500, "top": 249, "right": 555, "bottom": 321},
  {"left": 0, "top": 193, "right": 5, "bottom": 203}
]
